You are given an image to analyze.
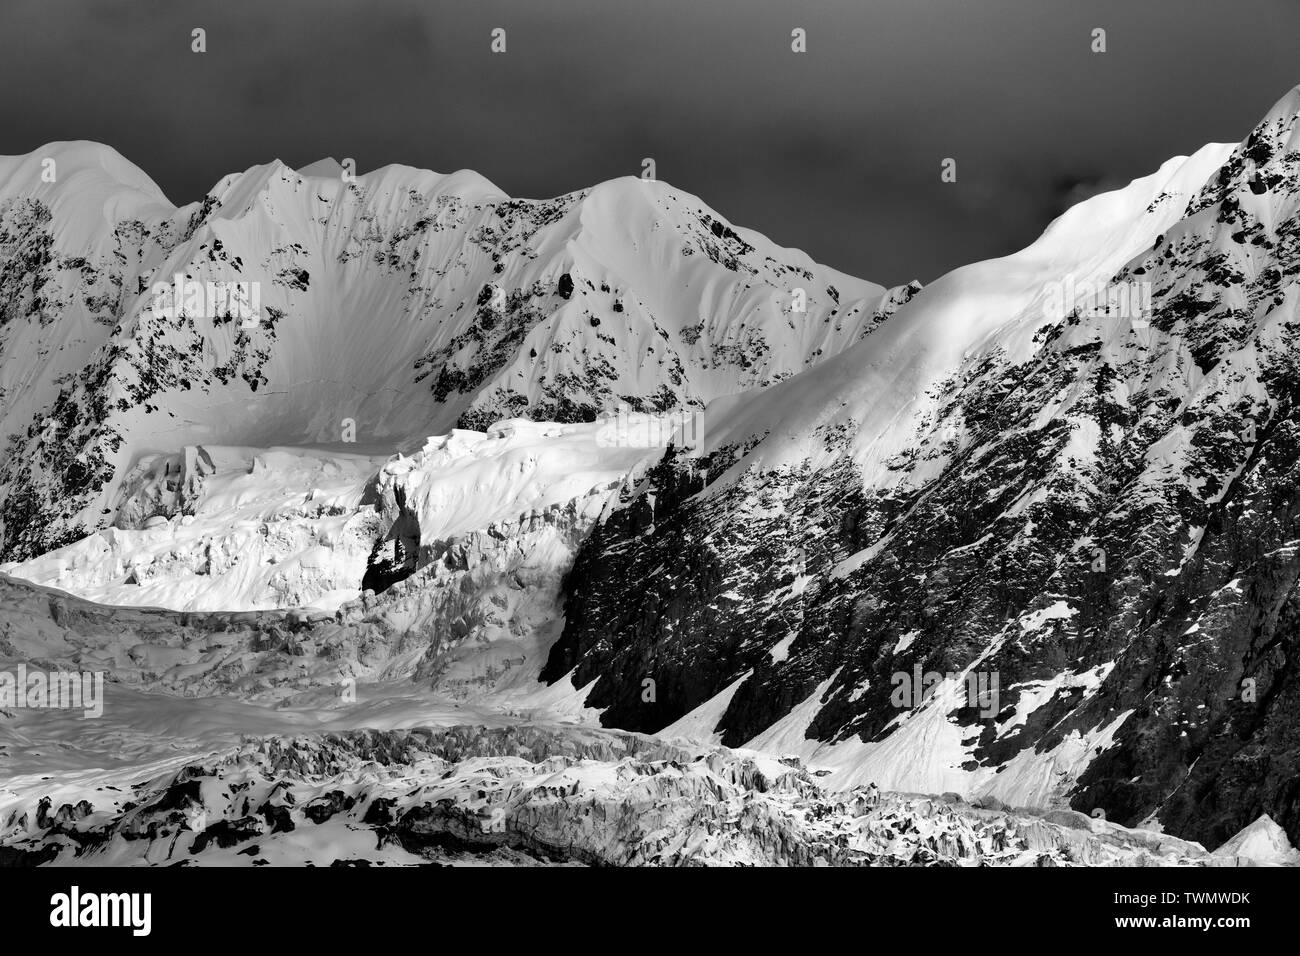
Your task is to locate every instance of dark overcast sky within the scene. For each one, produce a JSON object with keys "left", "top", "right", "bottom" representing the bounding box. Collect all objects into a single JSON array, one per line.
[{"left": 2, "top": 0, "right": 1296, "bottom": 284}]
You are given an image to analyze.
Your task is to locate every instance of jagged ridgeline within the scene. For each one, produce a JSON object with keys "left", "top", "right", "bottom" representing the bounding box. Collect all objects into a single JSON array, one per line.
[{"left": 0, "top": 147, "right": 914, "bottom": 561}]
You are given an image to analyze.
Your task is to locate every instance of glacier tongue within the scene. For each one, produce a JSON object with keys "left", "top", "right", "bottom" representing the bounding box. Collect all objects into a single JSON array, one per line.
[{"left": 1, "top": 416, "right": 678, "bottom": 729}]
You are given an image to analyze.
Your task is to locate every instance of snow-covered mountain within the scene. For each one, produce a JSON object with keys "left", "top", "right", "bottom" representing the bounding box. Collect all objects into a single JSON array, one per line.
[
  {"left": 0, "top": 147, "right": 914, "bottom": 561},
  {"left": 544, "top": 86, "right": 1300, "bottom": 851},
  {"left": 4, "top": 87, "right": 1300, "bottom": 866}
]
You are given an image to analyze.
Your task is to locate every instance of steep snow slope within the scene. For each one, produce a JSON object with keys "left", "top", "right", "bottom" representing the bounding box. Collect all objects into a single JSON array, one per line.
[
  {"left": 699, "top": 137, "right": 1236, "bottom": 480},
  {"left": 0, "top": 146, "right": 912, "bottom": 560},
  {"left": 0, "top": 145, "right": 186, "bottom": 555},
  {"left": 546, "top": 87, "right": 1300, "bottom": 851}
]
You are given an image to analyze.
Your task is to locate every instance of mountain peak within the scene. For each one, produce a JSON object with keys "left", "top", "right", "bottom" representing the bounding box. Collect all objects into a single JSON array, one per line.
[{"left": 1214, "top": 815, "right": 1300, "bottom": 865}]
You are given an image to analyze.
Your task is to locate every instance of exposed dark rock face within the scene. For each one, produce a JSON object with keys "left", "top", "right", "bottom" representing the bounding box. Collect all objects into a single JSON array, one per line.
[{"left": 545, "top": 92, "right": 1300, "bottom": 849}]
